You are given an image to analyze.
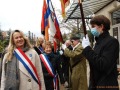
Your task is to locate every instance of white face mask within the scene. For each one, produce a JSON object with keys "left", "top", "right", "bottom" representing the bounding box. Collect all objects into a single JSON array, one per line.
[{"left": 91, "top": 28, "right": 100, "bottom": 37}]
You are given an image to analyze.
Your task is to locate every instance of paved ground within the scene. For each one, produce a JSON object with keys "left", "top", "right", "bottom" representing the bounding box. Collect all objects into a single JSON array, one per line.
[
  {"left": 60, "top": 61, "right": 120, "bottom": 90},
  {"left": 118, "top": 76, "right": 120, "bottom": 89},
  {"left": 60, "top": 86, "right": 71, "bottom": 90},
  {"left": 60, "top": 61, "right": 90, "bottom": 90}
]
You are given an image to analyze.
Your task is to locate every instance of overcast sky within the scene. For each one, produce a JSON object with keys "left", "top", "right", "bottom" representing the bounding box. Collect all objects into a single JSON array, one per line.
[{"left": 0, "top": 0, "right": 62, "bottom": 37}]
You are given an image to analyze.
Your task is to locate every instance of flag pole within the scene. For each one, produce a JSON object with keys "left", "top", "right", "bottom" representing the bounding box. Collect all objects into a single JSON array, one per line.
[{"left": 78, "top": 0, "right": 87, "bottom": 36}]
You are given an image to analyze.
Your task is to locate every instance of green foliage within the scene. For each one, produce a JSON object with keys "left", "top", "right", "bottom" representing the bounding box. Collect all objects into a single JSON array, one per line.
[
  {"left": 0, "top": 41, "right": 4, "bottom": 52},
  {"left": 0, "top": 40, "right": 9, "bottom": 52}
]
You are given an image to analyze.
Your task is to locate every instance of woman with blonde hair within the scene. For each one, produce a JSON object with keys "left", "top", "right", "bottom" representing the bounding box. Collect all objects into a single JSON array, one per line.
[
  {"left": 1, "top": 30, "right": 46, "bottom": 90},
  {"left": 34, "top": 37, "right": 44, "bottom": 55}
]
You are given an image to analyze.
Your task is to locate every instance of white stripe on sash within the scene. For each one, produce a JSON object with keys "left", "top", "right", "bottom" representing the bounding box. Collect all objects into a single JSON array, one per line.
[
  {"left": 40, "top": 54, "right": 58, "bottom": 90},
  {"left": 14, "top": 48, "right": 41, "bottom": 90}
]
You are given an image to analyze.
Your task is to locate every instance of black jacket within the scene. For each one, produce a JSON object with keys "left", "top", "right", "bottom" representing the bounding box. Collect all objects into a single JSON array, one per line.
[
  {"left": 82, "top": 31, "right": 119, "bottom": 90},
  {"left": 33, "top": 46, "right": 44, "bottom": 55},
  {"left": 40, "top": 52, "right": 64, "bottom": 90}
]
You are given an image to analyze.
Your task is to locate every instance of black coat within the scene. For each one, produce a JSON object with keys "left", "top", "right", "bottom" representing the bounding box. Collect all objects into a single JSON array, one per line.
[
  {"left": 82, "top": 31, "right": 119, "bottom": 90},
  {"left": 33, "top": 46, "right": 44, "bottom": 55},
  {"left": 60, "top": 45, "right": 73, "bottom": 82},
  {"left": 40, "top": 52, "right": 64, "bottom": 90}
]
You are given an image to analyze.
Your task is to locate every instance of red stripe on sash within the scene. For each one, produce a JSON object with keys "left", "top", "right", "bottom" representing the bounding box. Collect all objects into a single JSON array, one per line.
[
  {"left": 17, "top": 48, "right": 41, "bottom": 90},
  {"left": 40, "top": 54, "right": 54, "bottom": 77}
]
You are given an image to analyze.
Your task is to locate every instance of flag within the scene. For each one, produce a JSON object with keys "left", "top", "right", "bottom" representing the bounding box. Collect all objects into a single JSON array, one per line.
[
  {"left": 41, "top": 0, "right": 49, "bottom": 40},
  {"left": 41, "top": 0, "right": 63, "bottom": 43},
  {"left": 41, "top": 0, "right": 47, "bottom": 35},
  {"left": 60, "top": 0, "right": 70, "bottom": 18},
  {"left": 54, "top": 17, "right": 63, "bottom": 43}
]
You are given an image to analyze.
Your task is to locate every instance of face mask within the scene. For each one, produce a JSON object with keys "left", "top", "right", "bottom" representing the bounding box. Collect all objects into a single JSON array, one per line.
[{"left": 91, "top": 28, "right": 100, "bottom": 37}]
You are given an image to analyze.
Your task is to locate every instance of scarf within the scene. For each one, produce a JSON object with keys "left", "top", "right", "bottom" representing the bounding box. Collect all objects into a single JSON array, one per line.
[
  {"left": 4, "top": 47, "right": 29, "bottom": 90},
  {"left": 5, "top": 55, "right": 19, "bottom": 90}
]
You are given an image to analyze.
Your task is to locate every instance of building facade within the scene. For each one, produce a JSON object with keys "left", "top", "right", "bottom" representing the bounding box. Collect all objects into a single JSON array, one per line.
[{"left": 95, "top": 1, "right": 120, "bottom": 65}]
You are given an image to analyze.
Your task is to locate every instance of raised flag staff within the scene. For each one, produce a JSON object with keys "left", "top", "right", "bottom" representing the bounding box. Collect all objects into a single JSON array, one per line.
[{"left": 78, "top": 0, "right": 87, "bottom": 36}]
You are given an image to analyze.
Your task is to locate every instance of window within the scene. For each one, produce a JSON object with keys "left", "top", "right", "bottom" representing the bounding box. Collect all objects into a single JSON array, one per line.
[{"left": 111, "top": 9, "right": 120, "bottom": 25}]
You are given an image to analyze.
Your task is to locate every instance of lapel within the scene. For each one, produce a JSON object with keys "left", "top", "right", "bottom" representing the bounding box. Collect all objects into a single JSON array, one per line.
[
  {"left": 19, "top": 53, "right": 32, "bottom": 77},
  {"left": 74, "top": 44, "right": 83, "bottom": 53},
  {"left": 74, "top": 44, "right": 80, "bottom": 50},
  {"left": 19, "top": 61, "right": 29, "bottom": 77}
]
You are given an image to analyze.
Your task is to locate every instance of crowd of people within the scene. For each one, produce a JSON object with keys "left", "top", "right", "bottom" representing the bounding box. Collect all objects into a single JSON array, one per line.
[{"left": 0, "top": 15, "right": 119, "bottom": 90}]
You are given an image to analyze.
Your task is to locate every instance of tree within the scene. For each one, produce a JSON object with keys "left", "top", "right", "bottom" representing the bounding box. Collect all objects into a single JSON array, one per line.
[
  {"left": 0, "top": 40, "right": 4, "bottom": 52},
  {"left": 0, "top": 29, "right": 3, "bottom": 41}
]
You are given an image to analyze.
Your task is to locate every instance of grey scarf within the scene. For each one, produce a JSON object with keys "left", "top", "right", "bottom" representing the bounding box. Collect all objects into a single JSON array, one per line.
[
  {"left": 4, "top": 47, "right": 29, "bottom": 90},
  {"left": 5, "top": 55, "right": 19, "bottom": 90}
]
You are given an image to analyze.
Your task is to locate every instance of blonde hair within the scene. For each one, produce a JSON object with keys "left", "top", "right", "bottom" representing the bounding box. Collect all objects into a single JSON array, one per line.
[
  {"left": 36, "top": 37, "right": 44, "bottom": 47},
  {"left": 6, "top": 30, "right": 32, "bottom": 61}
]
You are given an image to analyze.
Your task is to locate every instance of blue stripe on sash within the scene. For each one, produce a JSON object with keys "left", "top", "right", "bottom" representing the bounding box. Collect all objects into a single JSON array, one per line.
[{"left": 14, "top": 51, "right": 38, "bottom": 84}]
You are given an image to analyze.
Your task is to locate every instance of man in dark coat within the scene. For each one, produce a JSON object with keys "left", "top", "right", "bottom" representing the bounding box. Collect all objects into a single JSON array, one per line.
[
  {"left": 82, "top": 15, "right": 119, "bottom": 90},
  {"left": 62, "top": 40, "right": 73, "bottom": 88}
]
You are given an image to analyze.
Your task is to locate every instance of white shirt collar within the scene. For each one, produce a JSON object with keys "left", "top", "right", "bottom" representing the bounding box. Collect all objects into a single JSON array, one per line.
[{"left": 73, "top": 42, "right": 80, "bottom": 50}]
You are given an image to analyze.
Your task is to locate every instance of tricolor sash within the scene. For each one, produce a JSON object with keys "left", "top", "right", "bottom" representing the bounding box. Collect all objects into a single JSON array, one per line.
[
  {"left": 40, "top": 54, "right": 58, "bottom": 90},
  {"left": 14, "top": 48, "right": 41, "bottom": 90},
  {"left": 39, "top": 47, "right": 44, "bottom": 53},
  {"left": 38, "top": 47, "right": 44, "bottom": 54}
]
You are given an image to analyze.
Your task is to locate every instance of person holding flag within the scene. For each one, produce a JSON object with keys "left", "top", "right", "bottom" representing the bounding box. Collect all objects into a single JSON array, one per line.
[
  {"left": 82, "top": 15, "right": 119, "bottom": 90},
  {"left": 0, "top": 30, "right": 46, "bottom": 90}
]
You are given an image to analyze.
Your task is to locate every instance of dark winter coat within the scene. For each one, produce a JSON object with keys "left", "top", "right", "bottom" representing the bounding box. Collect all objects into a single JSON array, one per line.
[
  {"left": 40, "top": 52, "right": 64, "bottom": 90},
  {"left": 61, "top": 45, "right": 73, "bottom": 82},
  {"left": 33, "top": 46, "right": 44, "bottom": 55},
  {"left": 82, "top": 31, "right": 119, "bottom": 90}
]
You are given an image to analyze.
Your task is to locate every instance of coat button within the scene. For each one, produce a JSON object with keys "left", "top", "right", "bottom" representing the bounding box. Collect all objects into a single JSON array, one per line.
[{"left": 28, "top": 79, "right": 31, "bottom": 82}]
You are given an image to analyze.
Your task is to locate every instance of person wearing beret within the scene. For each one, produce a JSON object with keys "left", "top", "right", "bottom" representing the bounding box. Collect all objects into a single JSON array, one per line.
[
  {"left": 82, "top": 15, "right": 119, "bottom": 90},
  {"left": 62, "top": 35, "right": 88, "bottom": 90}
]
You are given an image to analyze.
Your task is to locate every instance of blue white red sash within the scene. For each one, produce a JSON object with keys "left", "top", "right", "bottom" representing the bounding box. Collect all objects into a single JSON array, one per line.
[
  {"left": 40, "top": 54, "right": 58, "bottom": 90},
  {"left": 14, "top": 48, "right": 41, "bottom": 90},
  {"left": 39, "top": 47, "right": 44, "bottom": 53},
  {"left": 37, "top": 47, "right": 44, "bottom": 54}
]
